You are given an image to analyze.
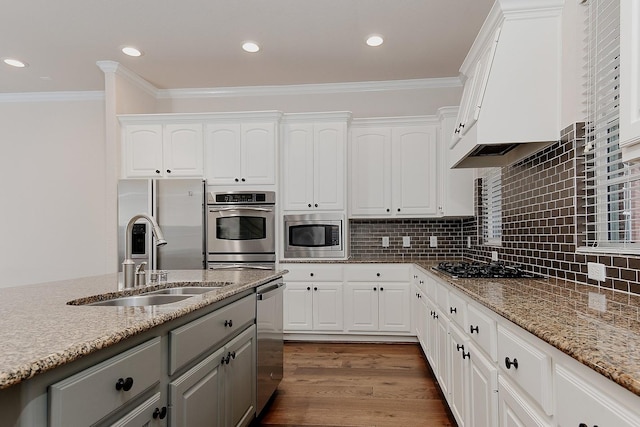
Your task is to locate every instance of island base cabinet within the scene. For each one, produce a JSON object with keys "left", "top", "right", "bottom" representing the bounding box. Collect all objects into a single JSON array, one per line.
[
  {"left": 109, "top": 392, "right": 165, "bottom": 427},
  {"left": 169, "top": 325, "right": 256, "bottom": 427},
  {"left": 498, "top": 376, "right": 551, "bottom": 427}
]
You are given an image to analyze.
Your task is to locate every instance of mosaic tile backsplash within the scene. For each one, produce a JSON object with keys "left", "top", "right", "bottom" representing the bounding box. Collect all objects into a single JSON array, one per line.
[{"left": 350, "top": 122, "right": 640, "bottom": 296}]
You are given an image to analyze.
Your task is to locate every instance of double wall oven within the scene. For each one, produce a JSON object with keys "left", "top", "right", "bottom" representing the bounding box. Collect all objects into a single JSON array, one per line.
[{"left": 206, "top": 191, "right": 275, "bottom": 270}]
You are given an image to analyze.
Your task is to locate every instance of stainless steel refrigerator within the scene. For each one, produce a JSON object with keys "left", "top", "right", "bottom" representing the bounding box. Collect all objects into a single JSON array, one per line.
[{"left": 118, "top": 179, "right": 206, "bottom": 271}]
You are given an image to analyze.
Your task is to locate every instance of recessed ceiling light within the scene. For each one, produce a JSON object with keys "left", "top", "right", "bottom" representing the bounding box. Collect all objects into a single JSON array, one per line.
[
  {"left": 121, "top": 46, "right": 143, "bottom": 57},
  {"left": 3, "top": 58, "right": 28, "bottom": 68},
  {"left": 242, "top": 41, "right": 260, "bottom": 53},
  {"left": 366, "top": 35, "right": 384, "bottom": 47}
]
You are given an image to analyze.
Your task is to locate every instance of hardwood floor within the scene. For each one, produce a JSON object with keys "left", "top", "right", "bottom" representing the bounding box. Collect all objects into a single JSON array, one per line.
[{"left": 256, "top": 342, "right": 457, "bottom": 427}]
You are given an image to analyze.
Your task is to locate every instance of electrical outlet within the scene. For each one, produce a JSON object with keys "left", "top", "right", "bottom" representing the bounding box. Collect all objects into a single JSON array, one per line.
[
  {"left": 382, "top": 236, "right": 389, "bottom": 248},
  {"left": 587, "top": 262, "right": 607, "bottom": 282},
  {"left": 403, "top": 236, "right": 411, "bottom": 248},
  {"left": 430, "top": 236, "right": 437, "bottom": 248},
  {"left": 588, "top": 292, "right": 607, "bottom": 312},
  {"left": 491, "top": 251, "right": 498, "bottom": 262}
]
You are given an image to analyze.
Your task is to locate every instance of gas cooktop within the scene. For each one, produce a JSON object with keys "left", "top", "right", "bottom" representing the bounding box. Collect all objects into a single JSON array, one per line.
[{"left": 434, "top": 262, "right": 542, "bottom": 279}]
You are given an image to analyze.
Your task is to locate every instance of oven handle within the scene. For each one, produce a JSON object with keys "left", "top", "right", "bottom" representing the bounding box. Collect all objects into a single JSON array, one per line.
[
  {"left": 208, "top": 207, "right": 273, "bottom": 213},
  {"left": 257, "top": 283, "right": 286, "bottom": 301}
]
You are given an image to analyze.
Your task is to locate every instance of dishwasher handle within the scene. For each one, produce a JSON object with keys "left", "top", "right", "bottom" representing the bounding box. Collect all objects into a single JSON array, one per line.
[{"left": 257, "top": 283, "right": 286, "bottom": 301}]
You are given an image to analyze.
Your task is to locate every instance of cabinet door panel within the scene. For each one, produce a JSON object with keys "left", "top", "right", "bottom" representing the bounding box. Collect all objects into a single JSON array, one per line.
[
  {"left": 350, "top": 128, "right": 392, "bottom": 216},
  {"left": 498, "top": 377, "right": 550, "bottom": 427},
  {"left": 468, "top": 343, "right": 498, "bottom": 427},
  {"left": 312, "top": 283, "right": 344, "bottom": 331},
  {"left": 205, "top": 124, "right": 242, "bottom": 184},
  {"left": 378, "top": 283, "right": 411, "bottom": 332},
  {"left": 344, "top": 284, "right": 378, "bottom": 331},
  {"left": 241, "top": 123, "right": 275, "bottom": 184},
  {"left": 124, "top": 125, "right": 163, "bottom": 177},
  {"left": 163, "top": 124, "right": 203, "bottom": 177},
  {"left": 314, "top": 125, "right": 345, "bottom": 210},
  {"left": 225, "top": 326, "right": 256, "bottom": 427},
  {"left": 169, "top": 347, "right": 225, "bottom": 427},
  {"left": 283, "top": 283, "right": 313, "bottom": 331},
  {"left": 449, "top": 325, "right": 469, "bottom": 427},
  {"left": 392, "top": 126, "right": 438, "bottom": 216},
  {"left": 284, "top": 125, "right": 314, "bottom": 210},
  {"left": 108, "top": 392, "right": 164, "bottom": 427}
]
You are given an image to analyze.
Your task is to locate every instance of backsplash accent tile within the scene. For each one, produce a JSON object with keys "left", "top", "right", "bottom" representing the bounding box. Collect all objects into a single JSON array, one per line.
[
  {"left": 349, "top": 219, "right": 465, "bottom": 261},
  {"left": 463, "top": 122, "right": 640, "bottom": 297}
]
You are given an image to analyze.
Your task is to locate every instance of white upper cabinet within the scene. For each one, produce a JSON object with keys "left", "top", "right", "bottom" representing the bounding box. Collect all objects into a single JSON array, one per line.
[
  {"left": 283, "top": 113, "right": 350, "bottom": 211},
  {"left": 120, "top": 120, "right": 203, "bottom": 178},
  {"left": 350, "top": 119, "right": 439, "bottom": 218},
  {"left": 205, "top": 121, "right": 277, "bottom": 186},
  {"left": 620, "top": 0, "right": 640, "bottom": 161}
]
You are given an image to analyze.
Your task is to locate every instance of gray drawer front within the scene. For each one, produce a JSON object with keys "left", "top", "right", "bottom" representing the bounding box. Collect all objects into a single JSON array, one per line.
[
  {"left": 49, "top": 337, "right": 162, "bottom": 427},
  {"left": 169, "top": 295, "right": 255, "bottom": 374}
]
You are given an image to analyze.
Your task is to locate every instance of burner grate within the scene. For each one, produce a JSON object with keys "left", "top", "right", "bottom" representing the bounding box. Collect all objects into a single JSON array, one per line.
[{"left": 435, "top": 262, "right": 541, "bottom": 279}]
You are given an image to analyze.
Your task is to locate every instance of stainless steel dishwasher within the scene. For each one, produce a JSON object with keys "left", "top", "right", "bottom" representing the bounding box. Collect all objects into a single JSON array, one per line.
[{"left": 256, "top": 279, "right": 285, "bottom": 415}]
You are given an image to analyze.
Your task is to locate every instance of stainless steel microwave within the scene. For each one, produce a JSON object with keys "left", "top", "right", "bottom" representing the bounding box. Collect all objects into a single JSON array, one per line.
[{"left": 283, "top": 213, "right": 345, "bottom": 259}]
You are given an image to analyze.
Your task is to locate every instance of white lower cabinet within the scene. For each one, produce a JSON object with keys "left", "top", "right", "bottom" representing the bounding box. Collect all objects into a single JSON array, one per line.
[
  {"left": 555, "top": 363, "right": 640, "bottom": 427},
  {"left": 498, "top": 376, "right": 551, "bottom": 427},
  {"left": 283, "top": 282, "right": 343, "bottom": 332},
  {"left": 344, "top": 282, "right": 411, "bottom": 333},
  {"left": 468, "top": 342, "right": 498, "bottom": 427},
  {"left": 449, "top": 324, "right": 469, "bottom": 427}
]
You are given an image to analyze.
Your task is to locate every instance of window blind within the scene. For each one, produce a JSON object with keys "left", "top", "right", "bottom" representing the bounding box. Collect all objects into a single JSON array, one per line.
[
  {"left": 583, "top": 0, "right": 640, "bottom": 250},
  {"left": 482, "top": 167, "right": 502, "bottom": 245}
]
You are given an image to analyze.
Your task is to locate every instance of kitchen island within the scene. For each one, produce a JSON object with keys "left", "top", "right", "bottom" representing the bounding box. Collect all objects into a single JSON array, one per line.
[{"left": 0, "top": 269, "right": 285, "bottom": 426}]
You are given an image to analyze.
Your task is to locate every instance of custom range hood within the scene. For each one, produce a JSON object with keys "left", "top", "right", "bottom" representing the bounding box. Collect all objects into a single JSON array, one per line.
[{"left": 449, "top": 0, "right": 564, "bottom": 169}]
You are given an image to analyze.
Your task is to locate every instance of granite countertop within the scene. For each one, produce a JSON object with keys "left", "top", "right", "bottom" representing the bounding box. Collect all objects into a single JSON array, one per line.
[
  {"left": 282, "top": 258, "right": 640, "bottom": 396},
  {"left": 0, "top": 269, "right": 285, "bottom": 390}
]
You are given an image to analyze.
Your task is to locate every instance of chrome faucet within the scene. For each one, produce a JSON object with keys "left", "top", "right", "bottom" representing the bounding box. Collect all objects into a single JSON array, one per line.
[{"left": 123, "top": 213, "right": 167, "bottom": 289}]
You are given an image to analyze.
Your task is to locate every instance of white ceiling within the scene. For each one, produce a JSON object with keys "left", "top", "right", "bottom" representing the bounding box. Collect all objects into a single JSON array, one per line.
[{"left": 0, "top": 0, "right": 494, "bottom": 93}]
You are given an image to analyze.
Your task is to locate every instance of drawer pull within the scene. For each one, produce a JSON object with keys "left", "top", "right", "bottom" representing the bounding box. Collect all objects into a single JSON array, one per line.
[
  {"left": 224, "top": 319, "right": 233, "bottom": 327},
  {"left": 470, "top": 325, "right": 479, "bottom": 334},
  {"left": 153, "top": 407, "right": 167, "bottom": 419},
  {"left": 450, "top": 307, "right": 457, "bottom": 314},
  {"left": 314, "top": 287, "right": 318, "bottom": 291},
  {"left": 115, "top": 377, "right": 134, "bottom": 391},
  {"left": 462, "top": 351, "right": 470, "bottom": 360},
  {"left": 504, "top": 357, "right": 519, "bottom": 370},
  {"left": 456, "top": 344, "right": 464, "bottom": 352}
]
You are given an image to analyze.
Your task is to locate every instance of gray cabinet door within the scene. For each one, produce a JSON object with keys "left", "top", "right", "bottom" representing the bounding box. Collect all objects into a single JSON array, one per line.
[
  {"left": 225, "top": 325, "right": 256, "bottom": 427},
  {"left": 108, "top": 392, "right": 165, "bottom": 427},
  {"left": 169, "top": 347, "right": 225, "bottom": 427}
]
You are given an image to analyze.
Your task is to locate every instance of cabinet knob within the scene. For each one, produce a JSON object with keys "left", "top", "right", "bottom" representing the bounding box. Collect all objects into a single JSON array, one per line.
[
  {"left": 504, "top": 357, "right": 519, "bottom": 370},
  {"left": 386, "top": 208, "right": 390, "bottom": 212},
  {"left": 419, "top": 280, "right": 424, "bottom": 284},
  {"left": 433, "top": 313, "right": 438, "bottom": 319},
  {"left": 224, "top": 319, "right": 233, "bottom": 327},
  {"left": 307, "top": 286, "right": 311, "bottom": 291},
  {"left": 450, "top": 307, "right": 457, "bottom": 314},
  {"left": 235, "top": 178, "right": 239, "bottom": 182},
  {"left": 155, "top": 170, "right": 160, "bottom": 174},
  {"left": 314, "top": 287, "right": 318, "bottom": 291},
  {"left": 241, "top": 178, "right": 246, "bottom": 182},
  {"left": 373, "top": 287, "right": 377, "bottom": 291},
  {"left": 380, "top": 287, "right": 384, "bottom": 291},
  {"left": 470, "top": 325, "right": 479, "bottom": 334},
  {"left": 397, "top": 208, "right": 401, "bottom": 212},
  {"left": 315, "top": 203, "right": 318, "bottom": 207},
  {"left": 115, "top": 377, "right": 134, "bottom": 391},
  {"left": 166, "top": 169, "right": 171, "bottom": 174},
  {"left": 153, "top": 407, "right": 167, "bottom": 419},
  {"left": 376, "top": 273, "right": 381, "bottom": 277},
  {"left": 308, "top": 204, "right": 312, "bottom": 208},
  {"left": 462, "top": 351, "right": 470, "bottom": 360},
  {"left": 310, "top": 273, "right": 314, "bottom": 277}
]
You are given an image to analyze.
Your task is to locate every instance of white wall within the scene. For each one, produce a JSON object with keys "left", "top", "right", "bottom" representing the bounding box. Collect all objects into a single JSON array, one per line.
[
  {"left": 156, "top": 85, "right": 463, "bottom": 118},
  {"left": 0, "top": 99, "right": 107, "bottom": 287}
]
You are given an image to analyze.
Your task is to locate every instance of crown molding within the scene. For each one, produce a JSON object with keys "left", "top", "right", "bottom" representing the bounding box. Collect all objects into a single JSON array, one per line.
[
  {"left": 156, "top": 77, "right": 462, "bottom": 99},
  {"left": 0, "top": 91, "right": 104, "bottom": 103},
  {"left": 96, "top": 60, "right": 158, "bottom": 98},
  {"left": 437, "top": 106, "right": 459, "bottom": 119},
  {"left": 351, "top": 115, "right": 440, "bottom": 127}
]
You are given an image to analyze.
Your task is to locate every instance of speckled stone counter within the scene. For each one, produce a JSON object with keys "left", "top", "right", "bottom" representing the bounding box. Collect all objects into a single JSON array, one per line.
[
  {"left": 0, "top": 269, "right": 285, "bottom": 390},
  {"left": 281, "top": 258, "right": 640, "bottom": 397}
]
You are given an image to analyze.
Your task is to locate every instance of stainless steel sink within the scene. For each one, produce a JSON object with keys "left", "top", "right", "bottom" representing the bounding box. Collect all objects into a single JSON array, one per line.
[
  {"left": 145, "top": 286, "right": 220, "bottom": 295},
  {"left": 89, "top": 294, "right": 191, "bottom": 307}
]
